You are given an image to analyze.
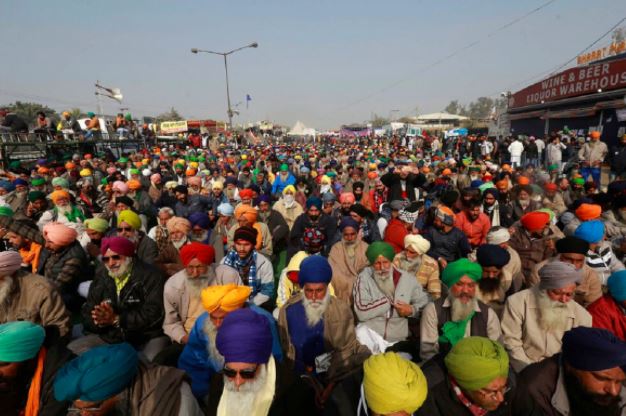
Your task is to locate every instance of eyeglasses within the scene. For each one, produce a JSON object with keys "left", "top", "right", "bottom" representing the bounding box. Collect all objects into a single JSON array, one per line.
[
  {"left": 478, "top": 386, "right": 511, "bottom": 400},
  {"left": 117, "top": 227, "right": 134, "bottom": 232},
  {"left": 223, "top": 365, "right": 258, "bottom": 379},
  {"left": 102, "top": 255, "right": 122, "bottom": 263}
]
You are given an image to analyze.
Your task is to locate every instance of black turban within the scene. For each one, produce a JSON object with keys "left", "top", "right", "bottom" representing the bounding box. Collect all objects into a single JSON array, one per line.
[
  {"left": 562, "top": 327, "right": 626, "bottom": 372},
  {"left": 476, "top": 244, "right": 510, "bottom": 268},
  {"left": 555, "top": 236, "right": 589, "bottom": 255}
]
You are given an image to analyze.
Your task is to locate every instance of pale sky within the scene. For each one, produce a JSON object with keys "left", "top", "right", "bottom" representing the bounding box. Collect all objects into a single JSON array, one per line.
[{"left": 1, "top": 0, "right": 625, "bottom": 129}]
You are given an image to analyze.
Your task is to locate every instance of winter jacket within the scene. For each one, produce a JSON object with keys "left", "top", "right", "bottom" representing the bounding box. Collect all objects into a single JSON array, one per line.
[
  {"left": 423, "top": 226, "right": 472, "bottom": 263},
  {"left": 380, "top": 171, "right": 426, "bottom": 202},
  {"left": 578, "top": 140, "right": 608, "bottom": 165},
  {"left": 588, "top": 294, "right": 626, "bottom": 341},
  {"left": 508, "top": 225, "right": 562, "bottom": 285},
  {"left": 353, "top": 266, "right": 430, "bottom": 342},
  {"left": 454, "top": 211, "right": 491, "bottom": 248},
  {"left": 610, "top": 143, "right": 626, "bottom": 174},
  {"left": 288, "top": 213, "right": 338, "bottom": 259},
  {"left": 271, "top": 172, "right": 296, "bottom": 196},
  {"left": 82, "top": 260, "right": 166, "bottom": 345}
]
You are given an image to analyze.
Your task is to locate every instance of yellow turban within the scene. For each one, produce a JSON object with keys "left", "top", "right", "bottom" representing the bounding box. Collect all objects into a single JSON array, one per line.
[
  {"left": 79, "top": 168, "right": 92, "bottom": 177},
  {"left": 212, "top": 181, "right": 224, "bottom": 190},
  {"left": 117, "top": 210, "right": 141, "bottom": 230},
  {"left": 234, "top": 204, "right": 258, "bottom": 223},
  {"left": 283, "top": 185, "right": 296, "bottom": 195},
  {"left": 363, "top": 352, "right": 428, "bottom": 415},
  {"left": 201, "top": 284, "right": 252, "bottom": 313},
  {"left": 49, "top": 190, "right": 70, "bottom": 204}
]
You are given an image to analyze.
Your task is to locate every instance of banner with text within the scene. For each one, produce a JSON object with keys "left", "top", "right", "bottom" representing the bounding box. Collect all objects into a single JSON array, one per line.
[{"left": 160, "top": 120, "right": 188, "bottom": 134}]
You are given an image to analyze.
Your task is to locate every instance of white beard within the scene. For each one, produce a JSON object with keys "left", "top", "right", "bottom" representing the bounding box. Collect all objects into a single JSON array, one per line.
[
  {"left": 172, "top": 236, "right": 187, "bottom": 250},
  {"left": 396, "top": 254, "right": 421, "bottom": 274},
  {"left": 56, "top": 205, "right": 71, "bottom": 215},
  {"left": 302, "top": 289, "right": 330, "bottom": 327},
  {"left": 202, "top": 318, "right": 225, "bottom": 369},
  {"left": 536, "top": 290, "right": 570, "bottom": 331},
  {"left": 106, "top": 257, "right": 133, "bottom": 279},
  {"left": 191, "top": 230, "right": 209, "bottom": 242},
  {"left": 0, "top": 276, "right": 15, "bottom": 319},
  {"left": 450, "top": 295, "right": 477, "bottom": 322},
  {"left": 283, "top": 195, "right": 295, "bottom": 208},
  {"left": 126, "top": 233, "right": 139, "bottom": 245},
  {"left": 222, "top": 364, "right": 268, "bottom": 414},
  {"left": 186, "top": 275, "right": 209, "bottom": 298},
  {"left": 518, "top": 199, "right": 530, "bottom": 209},
  {"left": 373, "top": 268, "right": 395, "bottom": 299}
]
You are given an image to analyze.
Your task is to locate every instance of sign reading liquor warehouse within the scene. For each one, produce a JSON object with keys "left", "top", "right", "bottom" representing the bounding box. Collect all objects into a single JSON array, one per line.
[{"left": 510, "top": 57, "right": 626, "bottom": 109}]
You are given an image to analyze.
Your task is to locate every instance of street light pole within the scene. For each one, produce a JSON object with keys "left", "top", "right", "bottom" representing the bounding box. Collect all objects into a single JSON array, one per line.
[{"left": 191, "top": 42, "right": 258, "bottom": 135}]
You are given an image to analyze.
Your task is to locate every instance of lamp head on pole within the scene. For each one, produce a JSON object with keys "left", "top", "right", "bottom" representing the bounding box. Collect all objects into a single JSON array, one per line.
[
  {"left": 249, "top": 42, "right": 258, "bottom": 48},
  {"left": 190, "top": 48, "right": 199, "bottom": 54}
]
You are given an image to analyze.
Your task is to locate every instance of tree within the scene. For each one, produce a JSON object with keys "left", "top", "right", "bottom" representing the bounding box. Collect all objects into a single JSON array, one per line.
[
  {"left": 2, "top": 101, "right": 58, "bottom": 126},
  {"left": 397, "top": 116, "right": 415, "bottom": 124},
  {"left": 69, "top": 107, "right": 86, "bottom": 120},
  {"left": 444, "top": 100, "right": 464, "bottom": 115},
  {"left": 612, "top": 27, "right": 625, "bottom": 44},
  {"left": 156, "top": 107, "right": 184, "bottom": 121},
  {"left": 370, "top": 113, "right": 389, "bottom": 128}
]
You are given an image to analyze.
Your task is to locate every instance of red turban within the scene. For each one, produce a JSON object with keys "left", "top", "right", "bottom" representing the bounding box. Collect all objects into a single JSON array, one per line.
[
  {"left": 101, "top": 236, "right": 135, "bottom": 257},
  {"left": 239, "top": 188, "right": 254, "bottom": 199},
  {"left": 544, "top": 183, "right": 558, "bottom": 192},
  {"left": 517, "top": 176, "right": 530, "bottom": 185},
  {"left": 575, "top": 203, "right": 602, "bottom": 221},
  {"left": 521, "top": 211, "right": 550, "bottom": 232},
  {"left": 180, "top": 242, "right": 215, "bottom": 266}
]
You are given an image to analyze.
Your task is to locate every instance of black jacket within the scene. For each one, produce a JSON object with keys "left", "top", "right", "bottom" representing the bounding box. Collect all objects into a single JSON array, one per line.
[
  {"left": 610, "top": 144, "right": 626, "bottom": 174},
  {"left": 380, "top": 171, "right": 426, "bottom": 202},
  {"left": 82, "top": 259, "right": 165, "bottom": 345},
  {"left": 288, "top": 212, "right": 338, "bottom": 260}
]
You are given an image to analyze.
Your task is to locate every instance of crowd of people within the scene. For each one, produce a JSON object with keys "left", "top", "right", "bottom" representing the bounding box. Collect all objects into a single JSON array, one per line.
[{"left": 2, "top": 125, "right": 626, "bottom": 416}]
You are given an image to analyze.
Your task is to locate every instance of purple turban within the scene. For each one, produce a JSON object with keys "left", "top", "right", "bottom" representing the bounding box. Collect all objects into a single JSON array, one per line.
[
  {"left": 257, "top": 194, "right": 272, "bottom": 204},
  {"left": 101, "top": 236, "right": 135, "bottom": 257},
  {"left": 188, "top": 212, "right": 211, "bottom": 229},
  {"left": 216, "top": 308, "right": 272, "bottom": 364},
  {"left": 339, "top": 216, "right": 360, "bottom": 231}
]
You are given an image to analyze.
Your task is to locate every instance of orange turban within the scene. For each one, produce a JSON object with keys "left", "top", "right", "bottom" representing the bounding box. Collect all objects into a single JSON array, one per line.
[
  {"left": 441, "top": 168, "right": 451, "bottom": 176},
  {"left": 496, "top": 179, "right": 508, "bottom": 189},
  {"left": 201, "top": 284, "right": 251, "bottom": 313},
  {"left": 544, "top": 183, "right": 558, "bottom": 192},
  {"left": 234, "top": 205, "right": 258, "bottom": 223},
  {"left": 65, "top": 162, "right": 76, "bottom": 170},
  {"left": 575, "top": 203, "right": 602, "bottom": 221},
  {"left": 367, "top": 171, "right": 378, "bottom": 180},
  {"left": 166, "top": 217, "right": 191, "bottom": 234},
  {"left": 239, "top": 188, "right": 254, "bottom": 199},
  {"left": 185, "top": 169, "right": 196, "bottom": 177},
  {"left": 521, "top": 211, "right": 550, "bottom": 232},
  {"left": 590, "top": 131, "right": 601, "bottom": 139},
  {"left": 126, "top": 179, "right": 142, "bottom": 191},
  {"left": 43, "top": 222, "right": 78, "bottom": 246},
  {"left": 49, "top": 190, "right": 70, "bottom": 204},
  {"left": 517, "top": 176, "right": 530, "bottom": 185}
]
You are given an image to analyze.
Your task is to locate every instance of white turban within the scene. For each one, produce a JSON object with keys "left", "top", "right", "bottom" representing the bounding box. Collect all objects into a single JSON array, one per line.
[
  {"left": 404, "top": 234, "right": 430, "bottom": 255},
  {"left": 487, "top": 227, "right": 510, "bottom": 245}
]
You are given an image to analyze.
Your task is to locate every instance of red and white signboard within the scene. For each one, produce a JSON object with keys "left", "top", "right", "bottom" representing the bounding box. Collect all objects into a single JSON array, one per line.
[{"left": 510, "top": 57, "right": 626, "bottom": 109}]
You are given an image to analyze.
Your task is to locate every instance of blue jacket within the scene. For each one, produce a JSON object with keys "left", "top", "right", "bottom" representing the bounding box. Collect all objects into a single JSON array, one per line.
[
  {"left": 271, "top": 172, "right": 296, "bottom": 196},
  {"left": 177, "top": 305, "right": 283, "bottom": 400}
]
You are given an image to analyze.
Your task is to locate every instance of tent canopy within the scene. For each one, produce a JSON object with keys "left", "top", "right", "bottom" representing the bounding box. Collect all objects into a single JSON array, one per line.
[{"left": 288, "top": 120, "right": 316, "bottom": 136}]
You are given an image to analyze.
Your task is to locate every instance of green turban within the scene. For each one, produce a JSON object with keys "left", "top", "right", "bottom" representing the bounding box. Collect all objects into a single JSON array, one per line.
[
  {"left": 175, "top": 163, "right": 185, "bottom": 170},
  {"left": 31, "top": 178, "right": 46, "bottom": 187},
  {"left": 442, "top": 258, "right": 482, "bottom": 287},
  {"left": 0, "top": 206, "right": 14, "bottom": 217},
  {"left": 51, "top": 177, "right": 69, "bottom": 189},
  {"left": 548, "top": 164, "right": 559, "bottom": 172},
  {"left": 366, "top": 241, "right": 396, "bottom": 264},
  {"left": 118, "top": 157, "right": 129, "bottom": 163},
  {"left": 28, "top": 191, "right": 46, "bottom": 202},
  {"left": 0, "top": 321, "right": 45, "bottom": 363},
  {"left": 85, "top": 218, "right": 109, "bottom": 234},
  {"left": 8, "top": 161, "right": 21, "bottom": 170},
  {"left": 117, "top": 210, "right": 141, "bottom": 230},
  {"left": 444, "top": 336, "right": 509, "bottom": 391},
  {"left": 572, "top": 177, "right": 585, "bottom": 186},
  {"left": 129, "top": 168, "right": 140, "bottom": 175},
  {"left": 280, "top": 163, "right": 289, "bottom": 172}
]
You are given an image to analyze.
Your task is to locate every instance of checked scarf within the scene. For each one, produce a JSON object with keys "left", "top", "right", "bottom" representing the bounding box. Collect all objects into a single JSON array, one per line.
[{"left": 223, "top": 249, "right": 258, "bottom": 298}]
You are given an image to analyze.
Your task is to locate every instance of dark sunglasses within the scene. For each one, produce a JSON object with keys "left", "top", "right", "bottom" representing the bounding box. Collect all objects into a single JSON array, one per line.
[
  {"left": 117, "top": 227, "right": 134, "bottom": 232},
  {"left": 102, "top": 255, "right": 122, "bottom": 263},
  {"left": 223, "top": 365, "right": 258, "bottom": 379}
]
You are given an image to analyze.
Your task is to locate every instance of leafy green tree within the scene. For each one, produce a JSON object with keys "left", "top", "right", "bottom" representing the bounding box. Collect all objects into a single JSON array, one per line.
[
  {"left": 2, "top": 101, "right": 58, "bottom": 126},
  {"left": 156, "top": 107, "right": 184, "bottom": 121},
  {"left": 444, "top": 100, "right": 465, "bottom": 115},
  {"left": 467, "top": 97, "right": 495, "bottom": 120},
  {"left": 370, "top": 113, "right": 389, "bottom": 128}
]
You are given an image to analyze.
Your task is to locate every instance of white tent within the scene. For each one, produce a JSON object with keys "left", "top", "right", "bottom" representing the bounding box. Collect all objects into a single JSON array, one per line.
[
  {"left": 416, "top": 112, "right": 469, "bottom": 121},
  {"left": 288, "top": 120, "right": 316, "bottom": 136}
]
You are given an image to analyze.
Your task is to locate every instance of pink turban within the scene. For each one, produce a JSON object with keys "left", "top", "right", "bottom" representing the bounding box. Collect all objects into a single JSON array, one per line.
[
  {"left": 187, "top": 176, "right": 202, "bottom": 187},
  {"left": 101, "top": 236, "right": 135, "bottom": 257},
  {"left": 43, "top": 222, "right": 78, "bottom": 246},
  {"left": 166, "top": 217, "right": 192, "bottom": 234},
  {"left": 150, "top": 173, "right": 161, "bottom": 184},
  {"left": 112, "top": 181, "right": 129, "bottom": 194},
  {"left": 0, "top": 251, "right": 23, "bottom": 277},
  {"left": 339, "top": 192, "right": 356, "bottom": 204},
  {"left": 106, "top": 167, "right": 117, "bottom": 175}
]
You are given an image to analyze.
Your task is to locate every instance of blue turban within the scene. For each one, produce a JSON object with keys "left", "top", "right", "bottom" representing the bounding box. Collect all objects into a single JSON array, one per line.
[
  {"left": 0, "top": 321, "right": 45, "bottom": 363},
  {"left": 300, "top": 166, "right": 310, "bottom": 174},
  {"left": 306, "top": 196, "right": 322, "bottom": 210},
  {"left": 483, "top": 188, "right": 499, "bottom": 199},
  {"left": 339, "top": 216, "right": 360, "bottom": 231},
  {"left": 562, "top": 327, "right": 626, "bottom": 371},
  {"left": 476, "top": 244, "right": 510, "bottom": 268},
  {"left": 0, "top": 180, "right": 15, "bottom": 192},
  {"left": 257, "top": 194, "right": 272, "bottom": 204},
  {"left": 217, "top": 202, "right": 234, "bottom": 216},
  {"left": 574, "top": 220, "right": 605, "bottom": 244},
  {"left": 608, "top": 270, "right": 626, "bottom": 303},
  {"left": 298, "top": 256, "right": 333, "bottom": 285},
  {"left": 13, "top": 178, "right": 28, "bottom": 187},
  {"left": 189, "top": 211, "right": 211, "bottom": 229},
  {"left": 54, "top": 343, "right": 139, "bottom": 402},
  {"left": 470, "top": 180, "right": 483, "bottom": 188},
  {"left": 216, "top": 308, "right": 273, "bottom": 364}
]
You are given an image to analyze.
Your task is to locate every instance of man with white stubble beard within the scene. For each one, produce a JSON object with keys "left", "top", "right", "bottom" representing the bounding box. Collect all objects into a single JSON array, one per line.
[{"left": 501, "top": 260, "right": 592, "bottom": 372}]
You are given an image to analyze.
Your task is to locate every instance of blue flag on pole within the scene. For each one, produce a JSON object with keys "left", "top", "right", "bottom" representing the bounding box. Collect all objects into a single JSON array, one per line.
[{"left": 246, "top": 94, "right": 252, "bottom": 109}]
